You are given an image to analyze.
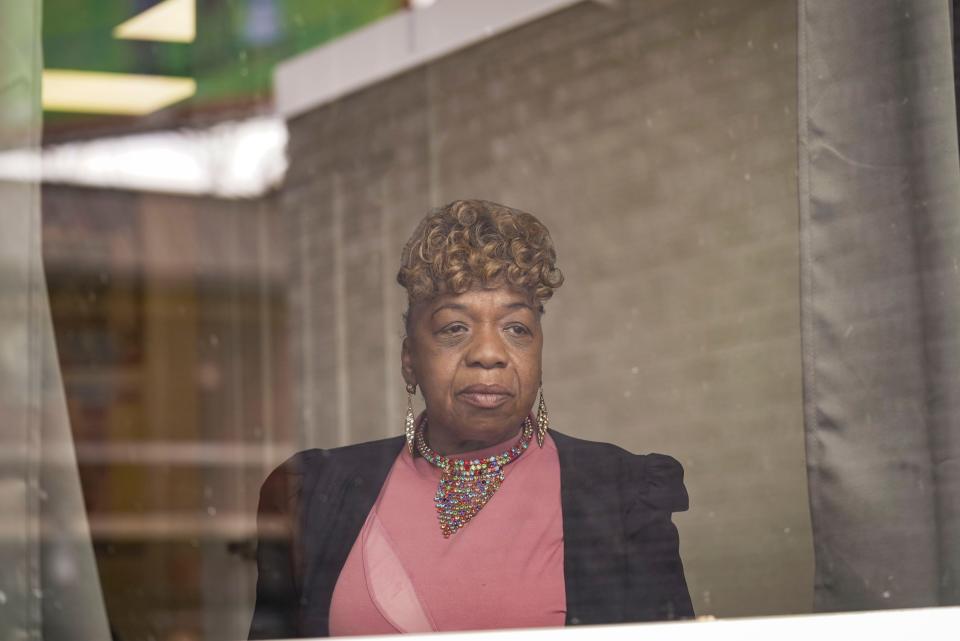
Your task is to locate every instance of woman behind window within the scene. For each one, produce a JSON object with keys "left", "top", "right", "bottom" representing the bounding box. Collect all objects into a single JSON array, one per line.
[{"left": 249, "top": 199, "right": 693, "bottom": 638}]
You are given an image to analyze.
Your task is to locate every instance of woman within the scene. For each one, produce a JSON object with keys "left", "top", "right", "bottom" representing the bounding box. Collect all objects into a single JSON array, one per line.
[{"left": 249, "top": 200, "right": 693, "bottom": 638}]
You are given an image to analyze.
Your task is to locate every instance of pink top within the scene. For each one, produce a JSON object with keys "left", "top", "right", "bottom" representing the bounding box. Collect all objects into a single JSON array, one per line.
[{"left": 328, "top": 430, "right": 566, "bottom": 636}]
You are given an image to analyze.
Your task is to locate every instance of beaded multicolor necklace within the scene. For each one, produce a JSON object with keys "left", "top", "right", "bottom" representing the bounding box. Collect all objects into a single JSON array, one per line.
[{"left": 415, "top": 416, "right": 534, "bottom": 538}]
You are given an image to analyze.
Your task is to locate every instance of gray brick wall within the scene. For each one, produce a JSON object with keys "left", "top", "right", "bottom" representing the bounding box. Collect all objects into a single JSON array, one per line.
[{"left": 284, "top": 0, "right": 810, "bottom": 618}]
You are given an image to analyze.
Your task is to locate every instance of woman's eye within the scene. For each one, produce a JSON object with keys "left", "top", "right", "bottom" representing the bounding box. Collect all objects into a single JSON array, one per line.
[
  {"left": 440, "top": 324, "right": 467, "bottom": 335},
  {"left": 506, "top": 324, "right": 530, "bottom": 336}
]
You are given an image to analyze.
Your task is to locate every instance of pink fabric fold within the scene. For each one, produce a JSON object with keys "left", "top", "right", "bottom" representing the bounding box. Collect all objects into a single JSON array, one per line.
[{"left": 362, "top": 510, "right": 436, "bottom": 633}]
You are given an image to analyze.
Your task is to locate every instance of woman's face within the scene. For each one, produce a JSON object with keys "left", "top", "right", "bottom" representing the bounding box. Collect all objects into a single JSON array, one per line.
[{"left": 402, "top": 287, "right": 543, "bottom": 455}]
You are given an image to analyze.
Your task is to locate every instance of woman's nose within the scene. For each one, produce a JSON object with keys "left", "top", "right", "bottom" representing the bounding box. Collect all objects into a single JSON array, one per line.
[{"left": 466, "top": 326, "right": 508, "bottom": 368}]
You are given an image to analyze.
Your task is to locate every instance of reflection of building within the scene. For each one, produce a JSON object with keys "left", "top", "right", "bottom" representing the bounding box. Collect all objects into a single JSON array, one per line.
[
  {"left": 43, "top": 185, "right": 290, "bottom": 641},
  {"left": 33, "top": 3, "right": 403, "bottom": 640}
]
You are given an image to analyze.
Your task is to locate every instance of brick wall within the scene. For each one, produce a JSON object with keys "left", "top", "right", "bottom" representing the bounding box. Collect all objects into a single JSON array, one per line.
[{"left": 284, "top": 0, "right": 810, "bottom": 618}]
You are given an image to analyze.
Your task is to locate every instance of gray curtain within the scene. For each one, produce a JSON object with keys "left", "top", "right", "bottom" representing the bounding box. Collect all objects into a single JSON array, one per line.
[
  {"left": 799, "top": 0, "right": 960, "bottom": 611},
  {"left": 0, "top": 2, "right": 110, "bottom": 639}
]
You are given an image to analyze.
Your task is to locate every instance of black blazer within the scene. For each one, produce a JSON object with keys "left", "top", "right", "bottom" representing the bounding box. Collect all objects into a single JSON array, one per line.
[{"left": 249, "top": 430, "right": 693, "bottom": 639}]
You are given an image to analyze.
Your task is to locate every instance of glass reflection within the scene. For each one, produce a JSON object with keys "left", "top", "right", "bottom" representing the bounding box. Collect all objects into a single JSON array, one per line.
[{"left": 0, "top": 0, "right": 957, "bottom": 640}]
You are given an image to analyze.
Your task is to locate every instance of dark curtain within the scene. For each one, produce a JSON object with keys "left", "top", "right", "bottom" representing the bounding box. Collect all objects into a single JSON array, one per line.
[{"left": 799, "top": 0, "right": 960, "bottom": 611}]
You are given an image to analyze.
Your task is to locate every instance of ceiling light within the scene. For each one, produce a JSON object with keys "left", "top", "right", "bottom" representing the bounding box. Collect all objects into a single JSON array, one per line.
[
  {"left": 43, "top": 69, "right": 196, "bottom": 115},
  {"left": 113, "top": 0, "right": 195, "bottom": 43}
]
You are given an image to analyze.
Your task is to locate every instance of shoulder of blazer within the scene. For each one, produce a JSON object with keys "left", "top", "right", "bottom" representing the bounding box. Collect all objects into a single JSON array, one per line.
[
  {"left": 259, "top": 436, "right": 406, "bottom": 506},
  {"left": 549, "top": 429, "right": 689, "bottom": 514},
  {"left": 549, "top": 429, "right": 694, "bottom": 623}
]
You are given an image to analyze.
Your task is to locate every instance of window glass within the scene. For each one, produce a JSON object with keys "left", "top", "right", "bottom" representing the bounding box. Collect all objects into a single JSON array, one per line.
[{"left": 1, "top": 1, "right": 958, "bottom": 640}]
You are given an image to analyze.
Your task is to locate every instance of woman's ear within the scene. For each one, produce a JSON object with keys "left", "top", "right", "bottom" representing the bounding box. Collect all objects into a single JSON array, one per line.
[{"left": 401, "top": 336, "right": 416, "bottom": 387}]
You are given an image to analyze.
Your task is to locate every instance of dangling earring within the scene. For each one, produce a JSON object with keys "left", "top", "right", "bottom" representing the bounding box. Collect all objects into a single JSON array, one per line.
[
  {"left": 405, "top": 383, "right": 417, "bottom": 454},
  {"left": 536, "top": 386, "right": 548, "bottom": 447}
]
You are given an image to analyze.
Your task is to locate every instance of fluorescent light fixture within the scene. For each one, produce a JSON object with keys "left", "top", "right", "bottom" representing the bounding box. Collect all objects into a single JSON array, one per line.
[
  {"left": 43, "top": 69, "right": 196, "bottom": 115},
  {"left": 0, "top": 117, "right": 288, "bottom": 199},
  {"left": 113, "top": 0, "right": 195, "bottom": 43}
]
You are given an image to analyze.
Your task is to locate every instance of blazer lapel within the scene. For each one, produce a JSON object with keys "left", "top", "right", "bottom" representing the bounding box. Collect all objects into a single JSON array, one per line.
[
  {"left": 552, "top": 430, "right": 627, "bottom": 625},
  {"left": 299, "top": 437, "right": 404, "bottom": 636},
  {"left": 331, "top": 437, "right": 404, "bottom": 564}
]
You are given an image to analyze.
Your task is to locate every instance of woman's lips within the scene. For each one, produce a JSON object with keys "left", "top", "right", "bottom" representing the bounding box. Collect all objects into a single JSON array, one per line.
[{"left": 458, "top": 385, "right": 512, "bottom": 409}]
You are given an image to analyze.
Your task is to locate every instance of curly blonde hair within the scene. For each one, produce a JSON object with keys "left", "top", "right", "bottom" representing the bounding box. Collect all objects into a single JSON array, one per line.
[{"left": 397, "top": 199, "right": 564, "bottom": 314}]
